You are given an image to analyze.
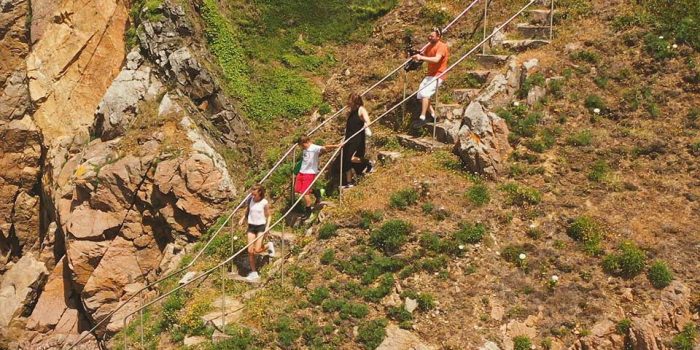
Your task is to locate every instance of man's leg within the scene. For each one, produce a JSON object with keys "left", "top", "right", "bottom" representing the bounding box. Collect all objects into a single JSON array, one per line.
[{"left": 420, "top": 97, "right": 431, "bottom": 121}]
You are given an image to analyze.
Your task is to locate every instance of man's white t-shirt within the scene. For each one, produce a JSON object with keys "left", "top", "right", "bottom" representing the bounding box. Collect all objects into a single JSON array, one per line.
[{"left": 299, "top": 144, "right": 323, "bottom": 174}]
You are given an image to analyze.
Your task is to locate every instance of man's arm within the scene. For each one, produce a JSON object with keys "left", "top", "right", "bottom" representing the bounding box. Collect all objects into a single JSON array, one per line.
[
  {"left": 412, "top": 53, "right": 443, "bottom": 64},
  {"left": 321, "top": 144, "right": 340, "bottom": 153}
]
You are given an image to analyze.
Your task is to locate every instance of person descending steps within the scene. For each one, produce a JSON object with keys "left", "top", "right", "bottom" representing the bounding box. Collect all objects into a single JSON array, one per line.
[
  {"left": 411, "top": 27, "right": 450, "bottom": 122},
  {"left": 342, "top": 92, "right": 374, "bottom": 188},
  {"left": 296, "top": 135, "right": 340, "bottom": 220},
  {"left": 238, "top": 184, "right": 274, "bottom": 283}
]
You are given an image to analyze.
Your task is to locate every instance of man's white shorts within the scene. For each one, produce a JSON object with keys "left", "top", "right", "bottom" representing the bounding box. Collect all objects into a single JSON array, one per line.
[{"left": 416, "top": 76, "right": 444, "bottom": 100}]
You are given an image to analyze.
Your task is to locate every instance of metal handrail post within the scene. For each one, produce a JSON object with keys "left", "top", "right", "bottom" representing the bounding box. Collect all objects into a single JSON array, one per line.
[
  {"left": 482, "top": 0, "right": 488, "bottom": 54},
  {"left": 549, "top": 0, "right": 554, "bottom": 40},
  {"left": 338, "top": 145, "right": 344, "bottom": 204},
  {"left": 433, "top": 79, "right": 439, "bottom": 140}
]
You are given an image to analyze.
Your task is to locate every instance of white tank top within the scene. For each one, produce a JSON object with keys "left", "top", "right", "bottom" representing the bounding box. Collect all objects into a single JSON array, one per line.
[{"left": 247, "top": 198, "right": 268, "bottom": 225}]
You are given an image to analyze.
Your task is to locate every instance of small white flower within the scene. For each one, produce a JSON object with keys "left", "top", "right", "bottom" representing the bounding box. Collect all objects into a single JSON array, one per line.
[
  {"left": 513, "top": 101, "right": 520, "bottom": 107},
  {"left": 529, "top": 223, "right": 537, "bottom": 229},
  {"left": 233, "top": 236, "right": 238, "bottom": 240},
  {"left": 519, "top": 253, "right": 526, "bottom": 260},
  {"left": 458, "top": 244, "right": 465, "bottom": 250},
  {"left": 593, "top": 108, "right": 601, "bottom": 114},
  {"left": 551, "top": 275, "right": 559, "bottom": 282},
  {"left": 667, "top": 45, "right": 671, "bottom": 49},
  {"left": 658, "top": 35, "right": 664, "bottom": 39},
  {"left": 672, "top": 44, "right": 678, "bottom": 49}
]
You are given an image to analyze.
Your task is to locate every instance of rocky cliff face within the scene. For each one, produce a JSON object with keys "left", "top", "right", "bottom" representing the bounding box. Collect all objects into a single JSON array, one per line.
[{"left": 0, "top": 0, "right": 248, "bottom": 347}]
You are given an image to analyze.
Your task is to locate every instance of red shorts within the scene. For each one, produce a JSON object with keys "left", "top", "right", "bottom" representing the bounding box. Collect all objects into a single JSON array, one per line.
[{"left": 295, "top": 173, "right": 316, "bottom": 194}]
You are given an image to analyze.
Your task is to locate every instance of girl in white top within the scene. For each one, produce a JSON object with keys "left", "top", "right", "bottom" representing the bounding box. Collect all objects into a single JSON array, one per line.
[{"left": 238, "top": 184, "right": 273, "bottom": 282}]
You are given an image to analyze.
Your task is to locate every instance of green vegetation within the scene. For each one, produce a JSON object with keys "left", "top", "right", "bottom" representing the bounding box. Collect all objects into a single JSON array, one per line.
[
  {"left": 370, "top": 220, "right": 412, "bottom": 255},
  {"left": 644, "top": 0, "right": 700, "bottom": 50},
  {"left": 643, "top": 34, "right": 675, "bottom": 60},
  {"left": 588, "top": 160, "right": 610, "bottom": 182},
  {"left": 584, "top": 94, "right": 606, "bottom": 112},
  {"left": 672, "top": 323, "right": 698, "bottom": 350},
  {"left": 466, "top": 182, "right": 490, "bottom": 206},
  {"left": 400, "top": 290, "right": 436, "bottom": 311},
  {"left": 318, "top": 223, "right": 339, "bottom": 239},
  {"left": 273, "top": 316, "right": 301, "bottom": 348},
  {"left": 290, "top": 266, "right": 312, "bottom": 288},
  {"left": 500, "top": 183, "right": 542, "bottom": 206},
  {"left": 647, "top": 260, "right": 674, "bottom": 288},
  {"left": 389, "top": 188, "right": 419, "bottom": 209},
  {"left": 525, "top": 127, "right": 558, "bottom": 153},
  {"left": 602, "top": 242, "right": 646, "bottom": 278},
  {"left": 359, "top": 210, "right": 384, "bottom": 229},
  {"left": 567, "top": 216, "right": 605, "bottom": 255},
  {"left": 357, "top": 319, "right": 388, "bottom": 349},
  {"left": 309, "top": 287, "right": 331, "bottom": 305},
  {"left": 513, "top": 335, "right": 533, "bottom": 350},
  {"left": 567, "top": 129, "right": 593, "bottom": 146},
  {"left": 519, "top": 72, "right": 546, "bottom": 99},
  {"left": 497, "top": 105, "right": 544, "bottom": 144},
  {"left": 570, "top": 50, "right": 600, "bottom": 65},
  {"left": 454, "top": 222, "right": 487, "bottom": 244},
  {"left": 208, "top": 325, "right": 257, "bottom": 349},
  {"left": 501, "top": 244, "right": 529, "bottom": 267},
  {"left": 616, "top": 318, "right": 632, "bottom": 334},
  {"left": 320, "top": 249, "right": 335, "bottom": 265}
]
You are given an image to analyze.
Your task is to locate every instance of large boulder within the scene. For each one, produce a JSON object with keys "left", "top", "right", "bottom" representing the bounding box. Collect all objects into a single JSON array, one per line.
[
  {"left": 452, "top": 101, "right": 512, "bottom": 178},
  {"left": 0, "top": 254, "right": 47, "bottom": 327},
  {"left": 92, "top": 50, "right": 164, "bottom": 140},
  {"left": 376, "top": 324, "right": 436, "bottom": 350},
  {"left": 26, "top": 0, "right": 128, "bottom": 143}
]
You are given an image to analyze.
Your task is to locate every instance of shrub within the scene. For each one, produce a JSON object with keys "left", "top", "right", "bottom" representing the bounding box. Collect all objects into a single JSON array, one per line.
[
  {"left": 370, "top": 220, "right": 412, "bottom": 255},
  {"left": 389, "top": 188, "right": 419, "bottom": 209},
  {"left": 387, "top": 306, "right": 412, "bottom": 322},
  {"left": 290, "top": 266, "right": 312, "bottom": 288},
  {"left": 320, "top": 249, "right": 335, "bottom": 265},
  {"left": 570, "top": 50, "right": 600, "bottom": 65},
  {"left": 500, "top": 183, "right": 542, "bottom": 206},
  {"left": 688, "top": 141, "right": 700, "bottom": 156},
  {"left": 421, "top": 202, "right": 435, "bottom": 214},
  {"left": 672, "top": 323, "right": 698, "bottom": 350},
  {"left": 647, "top": 260, "right": 673, "bottom": 288},
  {"left": 588, "top": 160, "right": 610, "bottom": 182},
  {"left": 357, "top": 319, "right": 388, "bottom": 350},
  {"left": 584, "top": 94, "right": 606, "bottom": 112},
  {"left": 466, "top": 183, "right": 490, "bottom": 206},
  {"left": 616, "top": 318, "right": 632, "bottom": 334},
  {"left": 548, "top": 78, "right": 565, "bottom": 99},
  {"left": 602, "top": 242, "right": 646, "bottom": 278},
  {"left": 567, "top": 129, "right": 593, "bottom": 146},
  {"left": 513, "top": 335, "right": 533, "bottom": 350},
  {"left": 501, "top": 244, "right": 529, "bottom": 265},
  {"left": 340, "top": 302, "right": 370, "bottom": 319},
  {"left": 643, "top": 33, "right": 674, "bottom": 61},
  {"left": 567, "top": 216, "right": 605, "bottom": 255},
  {"left": 309, "top": 287, "right": 330, "bottom": 305},
  {"left": 359, "top": 210, "right": 384, "bottom": 229},
  {"left": 363, "top": 274, "right": 394, "bottom": 302},
  {"left": 454, "top": 222, "right": 487, "bottom": 244},
  {"left": 210, "top": 325, "right": 256, "bottom": 349},
  {"left": 318, "top": 223, "right": 339, "bottom": 240},
  {"left": 400, "top": 290, "right": 436, "bottom": 311},
  {"left": 519, "top": 72, "right": 546, "bottom": 98},
  {"left": 273, "top": 316, "right": 300, "bottom": 348}
]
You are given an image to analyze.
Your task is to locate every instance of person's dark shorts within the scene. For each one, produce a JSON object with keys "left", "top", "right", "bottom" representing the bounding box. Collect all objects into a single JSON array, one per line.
[{"left": 247, "top": 224, "right": 266, "bottom": 234}]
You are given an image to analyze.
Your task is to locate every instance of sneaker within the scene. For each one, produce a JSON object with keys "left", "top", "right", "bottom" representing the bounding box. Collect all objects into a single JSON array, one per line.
[
  {"left": 246, "top": 271, "right": 260, "bottom": 282},
  {"left": 365, "top": 161, "right": 375, "bottom": 174},
  {"left": 342, "top": 184, "right": 354, "bottom": 189},
  {"left": 267, "top": 242, "right": 276, "bottom": 257},
  {"left": 419, "top": 115, "right": 426, "bottom": 121}
]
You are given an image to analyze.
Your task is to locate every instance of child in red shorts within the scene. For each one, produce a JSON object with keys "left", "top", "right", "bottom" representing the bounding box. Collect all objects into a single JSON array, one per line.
[{"left": 296, "top": 135, "right": 339, "bottom": 218}]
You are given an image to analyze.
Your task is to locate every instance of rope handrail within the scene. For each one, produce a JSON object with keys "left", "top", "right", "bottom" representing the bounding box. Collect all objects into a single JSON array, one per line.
[
  {"left": 68, "top": 1, "right": 484, "bottom": 347},
  {"left": 115, "top": 0, "right": 536, "bottom": 338}
]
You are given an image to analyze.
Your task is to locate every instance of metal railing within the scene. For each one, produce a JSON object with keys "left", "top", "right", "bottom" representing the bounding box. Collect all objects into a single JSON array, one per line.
[
  {"left": 67, "top": 2, "right": 484, "bottom": 348},
  {"left": 113, "top": 2, "right": 538, "bottom": 349}
]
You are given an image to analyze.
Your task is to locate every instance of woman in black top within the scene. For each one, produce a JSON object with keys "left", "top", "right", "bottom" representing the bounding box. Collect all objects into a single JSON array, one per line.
[{"left": 342, "top": 93, "right": 373, "bottom": 186}]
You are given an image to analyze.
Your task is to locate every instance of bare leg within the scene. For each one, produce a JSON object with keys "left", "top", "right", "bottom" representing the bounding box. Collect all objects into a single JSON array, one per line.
[
  {"left": 247, "top": 232, "right": 257, "bottom": 272},
  {"left": 420, "top": 97, "right": 430, "bottom": 118}
]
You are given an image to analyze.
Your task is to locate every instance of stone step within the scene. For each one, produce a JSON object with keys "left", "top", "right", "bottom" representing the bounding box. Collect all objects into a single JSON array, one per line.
[
  {"left": 516, "top": 23, "right": 552, "bottom": 39},
  {"left": 201, "top": 296, "right": 244, "bottom": 328},
  {"left": 397, "top": 134, "right": 449, "bottom": 152},
  {"left": 377, "top": 150, "right": 402, "bottom": 164},
  {"left": 466, "top": 70, "right": 492, "bottom": 86},
  {"left": 267, "top": 230, "right": 296, "bottom": 245},
  {"left": 475, "top": 54, "right": 511, "bottom": 69},
  {"left": 502, "top": 39, "right": 550, "bottom": 51},
  {"left": 452, "top": 88, "right": 481, "bottom": 104},
  {"left": 527, "top": 9, "right": 562, "bottom": 25},
  {"left": 422, "top": 122, "right": 460, "bottom": 145},
  {"left": 435, "top": 103, "right": 463, "bottom": 120}
]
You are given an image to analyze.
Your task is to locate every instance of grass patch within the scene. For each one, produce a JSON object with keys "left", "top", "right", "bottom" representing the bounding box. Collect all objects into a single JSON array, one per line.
[
  {"left": 588, "top": 160, "right": 610, "bottom": 182},
  {"left": 357, "top": 319, "right": 388, "bottom": 349},
  {"left": 370, "top": 220, "right": 412, "bottom": 255},
  {"left": 454, "top": 222, "right": 487, "bottom": 245},
  {"left": 616, "top": 318, "right": 632, "bottom": 334},
  {"left": 318, "top": 223, "right": 339, "bottom": 239},
  {"left": 466, "top": 182, "right": 490, "bottom": 206},
  {"left": 500, "top": 183, "right": 542, "bottom": 206},
  {"left": 602, "top": 241, "right": 646, "bottom": 278},
  {"left": 647, "top": 260, "right": 673, "bottom": 288},
  {"left": 389, "top": 188, "right": 419, "bottom": 210},
  {"left": 567, "top": 216, "right": 605, "bottom": 255},
  {"left": 672, "top": 323, "right": 698, "bottom": 350},
  {"left": 513, "top": 336, "right": 533, "bottom": 350},
  {"left": 566, "top": 129, "right": 593, "bottom": 146}
]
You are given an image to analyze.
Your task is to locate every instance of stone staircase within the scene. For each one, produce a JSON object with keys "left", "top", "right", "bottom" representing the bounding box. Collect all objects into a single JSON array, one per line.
[{"left": 409, "top": 1, "right": 556, "bottom": 148}]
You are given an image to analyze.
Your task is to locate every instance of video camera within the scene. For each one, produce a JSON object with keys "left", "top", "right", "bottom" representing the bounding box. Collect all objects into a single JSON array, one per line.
[{"left": 404, "top": 47, "right": 424, "bottom": 72}]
